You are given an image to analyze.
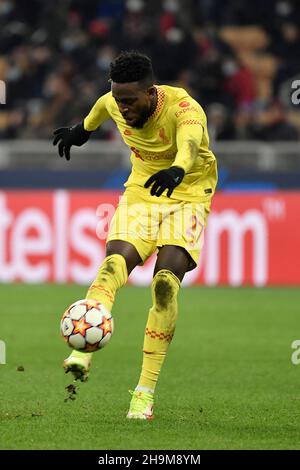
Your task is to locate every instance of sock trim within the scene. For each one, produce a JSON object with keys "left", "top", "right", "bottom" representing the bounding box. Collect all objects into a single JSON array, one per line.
[
  {"left": 87, "top": 285, "right": 114, "bottom": 304},
  {"left": 145, "top": 328, "right": 174, "bottom": 343},
  {"left": 135, "top": 385, "right": 154, "bottom": 395},
  {"left": 153, "top": 269, "right": 181, "bottom": 287}
]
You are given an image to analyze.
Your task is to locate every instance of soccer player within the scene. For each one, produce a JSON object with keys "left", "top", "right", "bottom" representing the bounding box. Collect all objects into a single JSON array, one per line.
[{"left": 53, "top": 51, "right": 217, "bottom": 420}]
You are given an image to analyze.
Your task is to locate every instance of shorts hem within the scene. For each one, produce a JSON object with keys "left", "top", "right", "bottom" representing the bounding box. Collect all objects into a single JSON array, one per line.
[{"left": 106, "top": 236, "right": 153, "bottom": 265}]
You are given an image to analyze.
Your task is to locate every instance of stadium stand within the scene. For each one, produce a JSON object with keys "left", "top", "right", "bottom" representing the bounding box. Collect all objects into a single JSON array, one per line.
[{"left": 0, "top": 0, "right": 300, "bottom": 141}]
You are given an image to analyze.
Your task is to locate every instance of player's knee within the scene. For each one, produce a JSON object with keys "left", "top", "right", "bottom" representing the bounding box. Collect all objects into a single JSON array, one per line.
[
  {"left": 106, "top": 240, "right": 141, "bottom": 274},
  {"left": 98, "top": 254, "right": 127, "bottom": 285},
  {"left": 155, "top": 246, "right": 190, "bottom": 281},
  {"left": 152, "top": 270, "right": 180, "bottom": 311}
]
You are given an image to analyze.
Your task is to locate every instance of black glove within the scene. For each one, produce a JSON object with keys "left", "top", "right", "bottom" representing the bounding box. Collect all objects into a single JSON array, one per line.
[
  {"left": 144, "top": 166, "right": 185, "bottom": 197},
  {"left": 53, "top": 122, "right": 92, "bottom": 160}
]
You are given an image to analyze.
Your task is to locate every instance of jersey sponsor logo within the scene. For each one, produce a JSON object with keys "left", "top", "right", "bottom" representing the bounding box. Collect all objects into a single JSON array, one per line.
[
  {"left": 175, "top": 106, "right": 199, "bottom": 118},
  {"left": 159, "top": 128, "right": 170, "bottom": 145},
  {"left": 143, "top": 154, "right": 175, "bottom": 161},
  {"left": 139, "top": 151, "right": 176, "bottom": 161},
  {"left": 124, "top": 129, "right": 133, "bottom": 136},
  {"left": 130, "top": 146, "right": 144, "bottom": 161},
  {"left": 179, "top": 101, "right": 190, "bottom": 108}
]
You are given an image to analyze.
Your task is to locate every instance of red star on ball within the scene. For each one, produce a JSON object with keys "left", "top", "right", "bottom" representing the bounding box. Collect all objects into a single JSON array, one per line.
[
  {"left": 72, "top": 317, "right": 91, "bottom": 337},
  {"left": 100, "top": 317, "right": 112, "bottom": 336}
]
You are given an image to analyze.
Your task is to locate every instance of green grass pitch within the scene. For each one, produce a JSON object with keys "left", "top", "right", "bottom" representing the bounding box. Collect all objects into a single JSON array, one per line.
[{"left": 1, "top": 284, "right": 300, "bottom": 450}]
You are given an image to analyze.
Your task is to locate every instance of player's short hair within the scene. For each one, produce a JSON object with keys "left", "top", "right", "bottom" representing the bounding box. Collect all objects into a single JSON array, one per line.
[{"left": 109, "top": 51, "right": 154, "bottom": 87}]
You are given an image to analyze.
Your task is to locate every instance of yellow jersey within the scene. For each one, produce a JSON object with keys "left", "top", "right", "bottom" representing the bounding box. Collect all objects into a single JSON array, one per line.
[{"left": 84, "top": 85, "right": 217, "bottom": 202}]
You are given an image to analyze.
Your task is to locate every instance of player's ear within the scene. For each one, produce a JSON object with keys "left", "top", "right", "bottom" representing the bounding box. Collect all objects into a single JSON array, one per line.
[{"left": 148, "top": 86, "right": 156, "bottom": 97}]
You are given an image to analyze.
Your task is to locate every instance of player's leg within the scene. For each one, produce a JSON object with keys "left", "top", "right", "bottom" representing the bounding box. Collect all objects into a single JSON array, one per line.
[
  {"left": 86, "top": 240, "right": 141, "bottom": 308},
  {"left": 64, "top": 186, "right": 157, "bottom": 382},
  {"left": 127, "top": 245, "right": 190, "bottom": 419},
  {"left": 64, "top": 240, "right": 142, "bottom": 381},
  {"left": 127, "top": 199, "right": 208, "bottom": 418}
]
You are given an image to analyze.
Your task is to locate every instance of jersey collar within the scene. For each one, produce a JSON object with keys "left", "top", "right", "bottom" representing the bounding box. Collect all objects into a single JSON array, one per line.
[{"left": 147, "top": 86, "right": 165, "bottom": 123}]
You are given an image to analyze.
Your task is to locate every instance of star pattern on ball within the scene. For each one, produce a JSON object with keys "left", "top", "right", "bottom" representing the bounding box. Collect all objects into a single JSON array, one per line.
[
  {"left": 72, "top": 317, "right": 91, "bottom": 337},
  {"left": 99, "top": 317, "right": 112, "bottom": 336}
]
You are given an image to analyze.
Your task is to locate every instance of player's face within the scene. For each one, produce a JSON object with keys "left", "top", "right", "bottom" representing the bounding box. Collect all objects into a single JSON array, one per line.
[{"left": 111, "top": 81, "right": 156, "bottom": 128}]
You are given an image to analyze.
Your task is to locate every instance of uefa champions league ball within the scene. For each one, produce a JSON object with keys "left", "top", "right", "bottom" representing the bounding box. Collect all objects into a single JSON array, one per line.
[{"left": 60, "top": 299, "right": 114, "bottom": 352}]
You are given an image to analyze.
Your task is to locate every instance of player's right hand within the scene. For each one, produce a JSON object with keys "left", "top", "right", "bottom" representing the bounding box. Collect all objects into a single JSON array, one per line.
[
  {"left": 53, "top": 122, "right": 92, "bottom": 160},
  {"left": 53, "top": 127, "right": 73, "bottom": 160},
  {"left": 144, "top": 166, "right": 185, "bottom": 197}
]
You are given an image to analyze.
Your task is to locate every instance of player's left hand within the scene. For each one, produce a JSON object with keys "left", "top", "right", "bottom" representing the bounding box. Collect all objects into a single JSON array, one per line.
[{"left": 144, "top": 166, "right": 185, "bottom": 197}]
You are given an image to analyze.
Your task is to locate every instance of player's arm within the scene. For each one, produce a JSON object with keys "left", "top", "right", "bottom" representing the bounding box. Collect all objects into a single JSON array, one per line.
[
  {"left": 145, "top": 106, "right": 204, "bottom": 197},
  {"left": 53, "top": 92, "right": 111, "bottom": 160},
  {"left": 172, "top": 118, "right": 203, "bottom": 173}
]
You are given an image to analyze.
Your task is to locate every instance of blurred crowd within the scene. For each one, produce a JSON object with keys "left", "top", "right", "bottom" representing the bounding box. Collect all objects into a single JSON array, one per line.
[{"left": 1, "top": 0, "right": 300, "bottom": 141}]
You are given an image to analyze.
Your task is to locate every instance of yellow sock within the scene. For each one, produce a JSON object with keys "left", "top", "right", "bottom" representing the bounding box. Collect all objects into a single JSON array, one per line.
[
  {"left": 137, "top": 269, "right": 180, "bottom": 393},
  {"left": 70, "top": 254, "right": 128, "bottom": 359},
  {"left": 86, "top": 254, "right": 128, "bottom": 311}
]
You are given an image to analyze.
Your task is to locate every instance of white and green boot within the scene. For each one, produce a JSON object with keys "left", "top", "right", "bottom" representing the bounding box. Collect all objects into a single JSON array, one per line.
[
  {"left": 63, "top": 350, "right": 92, "bottom": 382},
  {"left": 126, "top": 390, "right": 154, "bottom": 420}
]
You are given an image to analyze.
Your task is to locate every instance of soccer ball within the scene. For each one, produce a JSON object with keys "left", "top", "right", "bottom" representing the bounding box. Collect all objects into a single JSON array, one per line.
[{"left": 60, "top": 299, "right": 114, "bottom": 352}]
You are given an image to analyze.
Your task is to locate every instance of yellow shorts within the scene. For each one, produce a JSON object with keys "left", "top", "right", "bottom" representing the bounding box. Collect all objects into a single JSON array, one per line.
[{"left": 107, "top": 188, "right": 211, "bottom": 271}]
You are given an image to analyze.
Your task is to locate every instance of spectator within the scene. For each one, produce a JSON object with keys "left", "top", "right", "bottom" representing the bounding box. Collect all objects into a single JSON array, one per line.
[{"left": 0, "top": 0, "right": 299, "bottom": 140}]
